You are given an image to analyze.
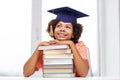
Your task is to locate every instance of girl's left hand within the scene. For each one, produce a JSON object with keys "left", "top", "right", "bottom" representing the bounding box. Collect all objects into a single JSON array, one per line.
[{"left": 49, "top": 40, "right": 73, "bottom": 46}]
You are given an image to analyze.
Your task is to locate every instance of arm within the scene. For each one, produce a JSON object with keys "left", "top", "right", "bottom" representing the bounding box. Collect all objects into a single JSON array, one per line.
[
  {"left": 23, "top": 41, "right": 49, "bottom": 77},
  {"left": 69, "top": 41, "right": 89, "bottom": 77},
  {"left": 49, "top": 40, "right": 89, "bottom": 77},
  {"left": 23, "top": 45, "right": 40, "bottom": 77}
]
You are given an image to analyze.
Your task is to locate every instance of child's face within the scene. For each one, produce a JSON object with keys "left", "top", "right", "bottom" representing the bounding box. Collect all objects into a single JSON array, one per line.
[{"left": 54, "top": 21, "right": 74, "bottom": 41}]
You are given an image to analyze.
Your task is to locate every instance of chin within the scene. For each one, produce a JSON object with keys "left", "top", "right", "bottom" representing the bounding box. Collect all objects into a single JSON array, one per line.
[{"left": 57, "top": 38, "right": 66, "bottom": 41}]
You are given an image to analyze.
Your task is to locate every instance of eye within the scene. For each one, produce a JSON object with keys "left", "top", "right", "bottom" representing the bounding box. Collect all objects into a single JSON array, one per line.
[
  {"left": 66, "top": 26, "right": 71, "bottom": 29},
  {"left": 56, "top": 24, "right": 61, "bottom": 28}
]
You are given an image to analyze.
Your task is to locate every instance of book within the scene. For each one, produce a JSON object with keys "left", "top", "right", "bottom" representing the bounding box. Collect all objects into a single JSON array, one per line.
[
  {"left": 43, "top": 73, "right": 75, "bottom": 78},
  {"left": 39, "top": 44, "right": 70, "bottom": 50},
  {"left": 44, "top": 58, "right": 73, "bottom": 65},
  {"left": 38, "top": 44, "right": 75, "bottom": 78},
  {"left": 44, "top": 65, "right": 73, "bottom": 69},
  {"left": 43, "top": 49, "right": 71, "bottom": 54},
  {"left": 43, "top": 68, "right": 73, "bottom": 74},
  {"left": 43, "top": 54, "right": 73, "bottom": 59}
]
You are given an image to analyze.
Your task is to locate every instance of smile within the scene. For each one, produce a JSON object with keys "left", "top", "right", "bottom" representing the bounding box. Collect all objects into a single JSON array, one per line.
[{"left": 57, "top": 33, "right": 67, "bottom": 37}]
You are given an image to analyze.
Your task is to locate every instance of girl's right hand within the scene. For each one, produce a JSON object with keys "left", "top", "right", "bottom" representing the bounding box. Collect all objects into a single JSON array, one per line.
[{"left": 39, "top": 41, "right": 50, "bottom": 46}]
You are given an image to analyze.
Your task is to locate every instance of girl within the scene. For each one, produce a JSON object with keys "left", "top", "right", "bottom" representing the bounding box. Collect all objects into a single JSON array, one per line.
[{"left": 23, "top": 6, "right": 89, "bottom": 77}]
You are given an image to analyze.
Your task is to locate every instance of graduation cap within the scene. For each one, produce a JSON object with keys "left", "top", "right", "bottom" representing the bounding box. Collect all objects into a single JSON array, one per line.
[{"left": 47, "top": 6, "right": 89, "bottom": 36}]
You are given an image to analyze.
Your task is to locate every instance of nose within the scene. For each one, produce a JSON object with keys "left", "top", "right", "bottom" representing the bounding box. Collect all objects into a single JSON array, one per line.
[{"left": 60, "top": 26, "right": 65, "bottom": 32}]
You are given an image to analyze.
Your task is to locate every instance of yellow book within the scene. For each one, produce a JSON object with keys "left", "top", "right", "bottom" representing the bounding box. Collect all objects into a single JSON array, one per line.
[
  {"left": 43, "top": 49, "right": 71, "bottom": 54},
  {"left": 44, "top": 65, "right": 73, "bottom": 69}
]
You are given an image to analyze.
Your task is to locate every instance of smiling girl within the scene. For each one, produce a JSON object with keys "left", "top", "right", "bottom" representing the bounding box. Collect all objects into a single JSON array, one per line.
[{"left": 23, "top": 6, "right": 89, "bottom": 77}]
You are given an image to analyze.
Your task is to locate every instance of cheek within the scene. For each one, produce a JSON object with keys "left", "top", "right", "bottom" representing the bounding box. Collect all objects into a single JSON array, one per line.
[
  {"left": 53, "top": 30, "right": 58, "bottom": 38},
  {"left": 67, "top": 31, "right": 74, "bottom": 38},
  {"left": 53, "top": 29, "right": 57, "bottom": 35},
  {"left": 67, "top": 30, "right": 73, "bottom": 35},
  {"left": 54, "top": 28, "right": 58, "bottom": 33}
]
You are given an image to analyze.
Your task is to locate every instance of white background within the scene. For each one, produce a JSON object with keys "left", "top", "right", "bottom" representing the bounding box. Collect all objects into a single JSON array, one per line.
[{"left": 0, "top": 0, "right": 31, "bottom": 76}]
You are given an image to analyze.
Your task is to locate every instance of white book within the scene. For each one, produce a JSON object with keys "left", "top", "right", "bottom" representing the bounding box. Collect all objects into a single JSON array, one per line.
[
  {"left": 44, "top": 58, "right": 73, "bottom": 65},
  {"left": 43, "top": 54, "right": 73, "bottom": 59},
  {"left": 43, "top": 68, "right": 73, "bottom": 74},
  {"left": 39, "top": 44, "right": 70, "bottom": 50},
  {"left": 43, "top": 73, "right": 75, "bottom": 78}
]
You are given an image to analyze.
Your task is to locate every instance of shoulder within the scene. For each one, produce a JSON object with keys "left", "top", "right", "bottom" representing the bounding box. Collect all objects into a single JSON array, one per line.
[
  {"left": 75, "top": 41, "right": 87, "bottom": 54},
  {"left": 75, "top": 41, "right": 86, "bottom": 47},
  {"left": 75, "top": 41, "right": 88, "bottom": 59}
]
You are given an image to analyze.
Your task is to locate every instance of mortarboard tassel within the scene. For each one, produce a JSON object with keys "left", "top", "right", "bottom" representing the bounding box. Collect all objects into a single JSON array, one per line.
[{"left": 49, "top": 25, "right": 54, "bottom": 37}]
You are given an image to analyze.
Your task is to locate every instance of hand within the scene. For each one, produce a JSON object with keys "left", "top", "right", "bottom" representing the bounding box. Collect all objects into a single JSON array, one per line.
[
  {"left": 39, "top": 41, "right": 50, "bottom": 46},
  {"left": 49, "top": 39, "right": 73, "bottom": 46}
]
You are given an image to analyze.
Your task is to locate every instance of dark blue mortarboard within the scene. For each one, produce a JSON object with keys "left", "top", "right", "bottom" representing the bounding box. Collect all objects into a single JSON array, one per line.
[{"left": 48, "top": 6, "right": 89, "bottom": 23}]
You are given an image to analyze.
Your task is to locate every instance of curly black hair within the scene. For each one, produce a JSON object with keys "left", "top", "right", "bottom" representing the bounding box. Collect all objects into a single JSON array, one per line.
[{"left": 47, "top": 19, "right": 83, "bottom": 43}]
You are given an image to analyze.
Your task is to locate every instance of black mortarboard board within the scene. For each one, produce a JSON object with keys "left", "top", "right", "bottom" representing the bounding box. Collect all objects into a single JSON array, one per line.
[{"left": 48, "top": 6, "right": 89, "bottom": 23}]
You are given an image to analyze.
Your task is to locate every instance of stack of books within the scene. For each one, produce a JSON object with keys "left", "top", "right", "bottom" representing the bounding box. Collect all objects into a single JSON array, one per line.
[{"left": 39, "top": 44, "right": 75, "bottom": 78}]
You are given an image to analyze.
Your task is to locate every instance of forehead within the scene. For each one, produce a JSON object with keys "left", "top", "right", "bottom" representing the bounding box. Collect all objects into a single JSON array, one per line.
[{"left": 57, "top": 21, "right": 73, "bottom": 26}]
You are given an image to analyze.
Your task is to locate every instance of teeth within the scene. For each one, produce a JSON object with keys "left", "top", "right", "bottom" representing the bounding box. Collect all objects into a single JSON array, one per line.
[{"left": 58, "top": 33, "right": 66, "bottom": 37}]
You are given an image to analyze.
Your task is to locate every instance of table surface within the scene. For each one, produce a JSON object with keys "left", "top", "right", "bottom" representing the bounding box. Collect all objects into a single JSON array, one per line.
[{"left": 0, "top": 77, "right": 120, "bottom": 80}]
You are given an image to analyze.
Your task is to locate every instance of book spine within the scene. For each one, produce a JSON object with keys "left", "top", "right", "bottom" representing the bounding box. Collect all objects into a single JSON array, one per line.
[{"left": 43, "top": 54, "right": 73, "bottom": 59}]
